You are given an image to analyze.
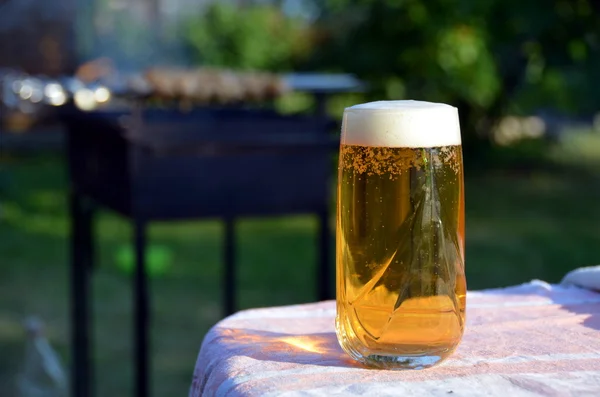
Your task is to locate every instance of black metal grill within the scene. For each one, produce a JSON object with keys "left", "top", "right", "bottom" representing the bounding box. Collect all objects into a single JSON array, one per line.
[{"left": 60, "top": 96, "right": 344, "bottom": 397}]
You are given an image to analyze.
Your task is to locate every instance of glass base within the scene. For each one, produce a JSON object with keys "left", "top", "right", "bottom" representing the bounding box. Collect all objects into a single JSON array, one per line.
[
  {"left": 362, "top": 354, "right": 444, "bottom": 370},
  {"left": 337, "top": 326, "right": 455, "bottom": 370},
  {"left": 336, "top": 314, "right": 461, "bottom": 370}
]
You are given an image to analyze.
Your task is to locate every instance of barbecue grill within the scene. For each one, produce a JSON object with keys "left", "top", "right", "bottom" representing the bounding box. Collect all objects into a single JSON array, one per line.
[{"left": 52, "top": 70, "right": 365, "bottom": 397}]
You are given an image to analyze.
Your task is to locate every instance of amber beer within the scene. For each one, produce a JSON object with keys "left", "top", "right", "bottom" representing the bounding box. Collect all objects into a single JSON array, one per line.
[{"left": 336, "top": 101, "right": 466, "bottom": 369}]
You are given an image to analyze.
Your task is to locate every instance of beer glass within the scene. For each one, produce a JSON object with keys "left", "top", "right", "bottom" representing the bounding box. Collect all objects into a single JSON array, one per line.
[{"left": 335, "top": 100, "right": 466, "bottom": 369}]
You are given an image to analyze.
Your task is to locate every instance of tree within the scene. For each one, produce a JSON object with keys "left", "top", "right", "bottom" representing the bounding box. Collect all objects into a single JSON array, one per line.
[
  {"left": 182, "top": 2, "right": 311, "bottom": 71},
  {"left": 303, "top": 0, "right": 600, "bottom": 146}
]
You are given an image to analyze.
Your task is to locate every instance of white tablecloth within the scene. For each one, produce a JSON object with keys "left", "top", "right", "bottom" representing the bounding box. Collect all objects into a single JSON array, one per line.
[{"left": 190, "top": 281, "right": 600, "bottom": 396}]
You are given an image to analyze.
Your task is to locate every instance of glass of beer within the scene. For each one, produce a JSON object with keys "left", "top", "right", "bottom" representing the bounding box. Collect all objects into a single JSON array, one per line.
[{"left": 335, "top": 100, "right": 466, "bottom": 369}]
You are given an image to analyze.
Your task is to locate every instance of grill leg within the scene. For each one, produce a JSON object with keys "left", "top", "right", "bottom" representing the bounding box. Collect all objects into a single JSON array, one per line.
[
  {"left": 314, "top": 92, "right": 327, "bottom": 117},
  {"left": 224, "top": 217, "right": 236, "bottom": 316},
  {"left": 317, "top": 208, "right": 332, "bottom": 301},
  {"left": 70, "top": 192, "right": 95, "bottom": 397},
  {"left": 134, "top": 220, "right": 150, "bottom": 397}
]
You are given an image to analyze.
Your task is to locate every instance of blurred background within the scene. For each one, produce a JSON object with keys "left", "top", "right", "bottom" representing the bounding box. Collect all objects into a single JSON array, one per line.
[{"left": 1, "top": 0, "right": 600, "bottom": 396}]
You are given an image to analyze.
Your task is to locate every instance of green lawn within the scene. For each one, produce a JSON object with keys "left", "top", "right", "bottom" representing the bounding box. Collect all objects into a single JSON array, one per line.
[{"left": 1, "top": 133, "right": 600, "bottom": 396}]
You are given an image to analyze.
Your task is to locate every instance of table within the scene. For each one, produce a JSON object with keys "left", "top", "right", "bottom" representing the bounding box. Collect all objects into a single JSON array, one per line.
[{"left": 190, "top": 281, "right": 600, "bottom": 396}]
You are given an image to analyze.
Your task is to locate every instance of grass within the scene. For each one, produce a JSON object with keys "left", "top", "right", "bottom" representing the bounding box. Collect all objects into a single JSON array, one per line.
[{"left": 1, "top": 131, "right": 600, "bottom": 396}]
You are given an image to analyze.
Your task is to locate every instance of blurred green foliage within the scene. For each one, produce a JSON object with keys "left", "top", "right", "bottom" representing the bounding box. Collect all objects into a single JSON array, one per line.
[
  {"left": 180, "top": 0, "right": 599, "bottom": 144},
  {"left": 181, "top": 3, "right": 311, "bottom": 71},
  {"left": 307, "top": 0, "right": 600, "bottom": 143}
]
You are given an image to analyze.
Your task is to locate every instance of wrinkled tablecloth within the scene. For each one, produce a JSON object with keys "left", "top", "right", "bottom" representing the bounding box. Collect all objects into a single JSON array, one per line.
[{"left": 190, "top": 280, "right": 600, "bottom": 396}]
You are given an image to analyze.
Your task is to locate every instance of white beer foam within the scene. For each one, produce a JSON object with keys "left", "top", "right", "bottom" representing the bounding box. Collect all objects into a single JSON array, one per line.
[{"left": 342, "top": 100, "right": 462, "bottom": 148}]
